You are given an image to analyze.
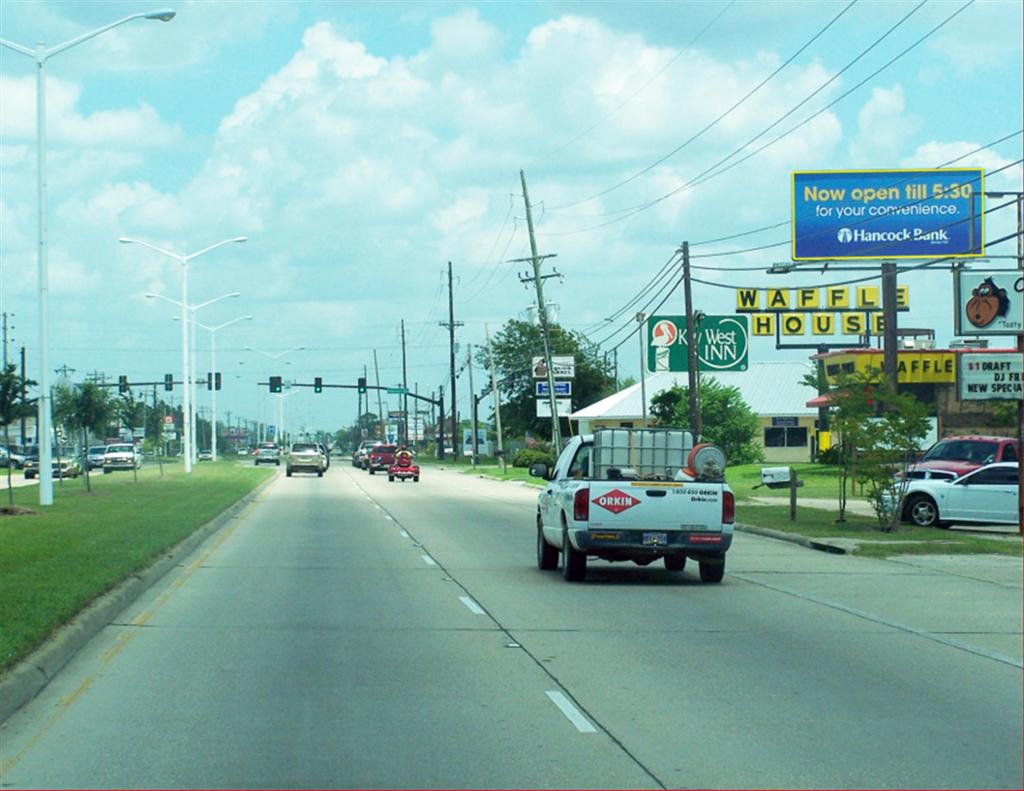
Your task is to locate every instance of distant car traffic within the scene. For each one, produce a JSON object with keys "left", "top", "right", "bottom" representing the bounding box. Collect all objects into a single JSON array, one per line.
[
  {"left": 888, "top": 462, "right": 1020, "bottom": 528},
  {"left": 352, "top": 441, "right": 378, "bottom": 469},
  {"left": 0, "top": 445, "right": 25, "bottom": 469},
  {"left": 316, "top": 442, "right": 330, "bottom": 470},
  {"left": 287, "top": 442, "right": 324, "bottom": 477},
  {"left": 103, "top": 443, "right": 142, "bottom": 473},
  {"left": 254, "top": 442, "right": 281, "bottom": 466},
  {"left": 198, "top": 449, "right": 213, "bottom": 461},
  {"left": 24, "top": 447, "right": 82, "bottom": 479},
  {"left": 86, "top": 445, "right": 108, "bottom": 470}
]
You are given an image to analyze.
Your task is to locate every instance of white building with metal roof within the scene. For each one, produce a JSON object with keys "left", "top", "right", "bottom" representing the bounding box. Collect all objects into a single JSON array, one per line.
[{"left": 571, "top": 361, "right": 820, "bottom": 463}]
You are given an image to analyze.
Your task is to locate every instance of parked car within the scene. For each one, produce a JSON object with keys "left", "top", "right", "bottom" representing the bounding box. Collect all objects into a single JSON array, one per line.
[
  {"left": 366, "top": 444, "right": 397, "bottom": 474},
  {"left": 254, "top": 441, "right": 281, "bottom": 466},
  {"left": 24, "top": 447, "right": 81, "bottom": 479},
  {"left": 103, "top": 443, "right": 142, "bottom": 473},
  {"left": 904, "top": 435, "right": 1019, "bottom": 482},
  {"left": 889, "top": 462, "right": 1019, "bottom": 528},
  {"left": 287, "top": 442, "right": 324, "bottom": 477},
  {"left": 197, "top": 449, "right": 213, "bottom": 461},
  {"left": 86, "top": 445, "right": 108, "bottom": 470}
]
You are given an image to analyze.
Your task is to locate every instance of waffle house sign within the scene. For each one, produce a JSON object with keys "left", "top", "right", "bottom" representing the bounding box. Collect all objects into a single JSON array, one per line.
[{"left": 735, "top": 285, "right": 910, "bottom": 336}]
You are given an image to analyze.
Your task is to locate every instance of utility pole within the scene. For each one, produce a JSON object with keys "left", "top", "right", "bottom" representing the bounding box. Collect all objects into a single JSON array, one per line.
[
  {"left": 485, "top": 324, "right": 506, "bottom": 472},
  {"left": 637, "top": 313, "right": 648, "bottom": 429},
  {"left": 2, "top": 312, "right": 9, "bottom": 368},
  {"left": 467, "top": 343, "right": 478, "bottom": 466},
  {"left": 438, "top": 261, "right": 463, "bottom": 462},
  {"left": 20, "top": 346, "right": 27, "bottom": 444},
  {"left": 681, "top": 241, "right": 702, "bottom": 437},
  {"left": 373, "top": 349, "right": 386, "bottom": 441},
  {"left": 881, "top": 261, "right": 899, "bottom": 393},
  {"left": 400, "top": 319, "right": 409, "bottom": 445},
  {"left": 517, "top": 169, "right": 562, "bottom": 449}
]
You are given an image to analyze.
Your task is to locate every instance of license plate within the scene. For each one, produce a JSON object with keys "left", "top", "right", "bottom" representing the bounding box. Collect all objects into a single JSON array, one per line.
[{"left": 642, "top": 532, "right": 668, "bottom": 546}]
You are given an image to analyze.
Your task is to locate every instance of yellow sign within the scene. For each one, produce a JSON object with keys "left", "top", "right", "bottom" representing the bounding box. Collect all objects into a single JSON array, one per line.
[
  {"left": 822, "top": 351, "right": 956, "bottom": 384},
  {"left": 736, "top": 286, "right": 910, "bottom": 313}
]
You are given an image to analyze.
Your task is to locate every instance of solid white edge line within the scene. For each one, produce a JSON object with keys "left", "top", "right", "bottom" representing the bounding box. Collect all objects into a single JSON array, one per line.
[
  {"left": 546, "top": 691, "right": 597, "bottom": 733},
  {"left": 422, "top": 555, "right": 437, "bottom": 566},
  {"left": 459, "top": 596, "right": 485, "bottom": 615}
]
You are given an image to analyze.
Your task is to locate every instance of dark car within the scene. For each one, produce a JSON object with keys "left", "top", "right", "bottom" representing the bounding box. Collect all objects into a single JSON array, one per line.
[
  {"left": 366, "top": 444, "right": 397, "bottom": 475},
  {"left": 905, "top": 436, "right": 1019, "bottom": 482}
]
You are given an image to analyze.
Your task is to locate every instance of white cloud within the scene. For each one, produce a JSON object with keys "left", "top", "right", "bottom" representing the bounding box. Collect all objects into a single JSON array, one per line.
[
  {"left": 0, "top": 74, "right": 180, "bottom": 147},
  {"left": 848, "top": 85, "right": 921, "bottom": 166}
]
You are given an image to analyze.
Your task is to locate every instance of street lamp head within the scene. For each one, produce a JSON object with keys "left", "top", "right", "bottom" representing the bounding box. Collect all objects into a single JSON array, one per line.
[
  {"left": 231, "top": 236, "right": 248, "bottom": 244},
  {"left": 144, "top": 292, "right": 157, "bottom": 299},
  {"left": 144, "top": 9, "right": 177, "bottom": 21}
]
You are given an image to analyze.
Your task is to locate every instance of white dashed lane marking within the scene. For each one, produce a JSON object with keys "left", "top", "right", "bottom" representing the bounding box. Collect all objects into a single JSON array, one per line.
[
  {"left": 546, "top": 691, "right": 597, "bottom": 733},
  {"left": 459, "top": 596, "right": 485, "bottom": 615}
]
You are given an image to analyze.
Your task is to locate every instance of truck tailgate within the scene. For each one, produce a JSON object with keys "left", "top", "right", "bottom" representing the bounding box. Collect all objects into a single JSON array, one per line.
[{"left": 587, "top": 481, "right": 724, "bottom": 533}]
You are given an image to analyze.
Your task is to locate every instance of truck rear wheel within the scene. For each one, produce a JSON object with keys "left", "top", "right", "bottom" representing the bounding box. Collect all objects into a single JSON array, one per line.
[
  {"left": 562, "top": 529, "right": 586, "bottom": 582},
  {"left": 699, "top": 556, "right": 725, "bottom": 583},
  {"left": 537, "top": 521, "right": 558, "bottom": 570},
  {"left": 664, "top": 554, "right": 686, "bottom": 572}
]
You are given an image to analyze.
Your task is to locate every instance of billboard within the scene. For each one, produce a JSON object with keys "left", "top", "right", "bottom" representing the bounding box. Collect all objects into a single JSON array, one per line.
[
  {"left": 532, "top": 356, "right": 575, "bottom": 379},
  {"left": 953, "top": 270, "right": 1023, "bottom": 336},
  {"left": 792, "top": 169, "right": 984, "bottom": 260},
  {"left": 958, "top": 353, "right": 1022, "bottom": 401},
  {"left": 646, "top": 315, "right": 748, "bottom": 372}
]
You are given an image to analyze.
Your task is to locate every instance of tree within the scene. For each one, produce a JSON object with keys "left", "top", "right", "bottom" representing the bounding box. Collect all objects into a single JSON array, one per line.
[
  {"left": 0, "top": 363, "right": 36, "bottom": 505},
  {"left": 53, "top": 383, "right": 114, "bottom": 492},
  {"left": 480, "top": 320, "right": 614, "bottom": 440},
  {"left": 649, "top": 378, "right": 763, "bottom": 465},
  {"left": 827, "top": 368, "right": 931, "bottom": 531}
]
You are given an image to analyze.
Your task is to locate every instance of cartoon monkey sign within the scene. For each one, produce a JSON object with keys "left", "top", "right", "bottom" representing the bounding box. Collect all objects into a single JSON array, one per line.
[{"left": 955, "top": 271, "right": 1023, "bottom": 336}]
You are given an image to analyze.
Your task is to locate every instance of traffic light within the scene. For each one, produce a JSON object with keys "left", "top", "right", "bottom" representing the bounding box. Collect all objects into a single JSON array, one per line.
[
  {"left": 215, "top": 372, "right": 222, "bottom": 391},
  {"left": 164, "top": 373, "right": 174, "bottom": 392},
  {"left": 118, "top": 375, "right": 128, "bottom": 394},
  {"left": 207, "top": 372, "right": 213, "bottom": 391},
  {"left": 314, "top": 376, "right": 323, "bottom": 393},
  {"left": 357, "top": 376, "right": 366, "bottom": 394},
  {"left": 269, "top": 376, "right": 282, "bottom": 393}
]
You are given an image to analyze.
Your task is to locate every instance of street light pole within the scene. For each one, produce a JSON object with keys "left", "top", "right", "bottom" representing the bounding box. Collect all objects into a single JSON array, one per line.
[
  {"left": 2, "top": 8, "right": 176, "bottom": 505},
  {"left": 246, "top": 345, "right": 306, "bottom": 445},
  {"left": 197, "top": 316, "right": 252, "bottom": 461},
  {"left": 123, "top": 236, "right": 247, "bottom": 474}
]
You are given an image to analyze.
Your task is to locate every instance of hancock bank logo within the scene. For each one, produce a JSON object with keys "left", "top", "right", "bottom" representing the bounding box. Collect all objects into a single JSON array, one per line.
[{"left": 837, "top": 227, "right": 950, "bottom": 244}]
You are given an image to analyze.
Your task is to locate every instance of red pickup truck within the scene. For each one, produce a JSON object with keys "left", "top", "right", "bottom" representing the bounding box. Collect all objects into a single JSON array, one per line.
[
  {"left": 906, "top": 435, "right": 1019, "bottom": 481},
  {"left": 366, "top": 444, "right": 397, "bottom": 475}
]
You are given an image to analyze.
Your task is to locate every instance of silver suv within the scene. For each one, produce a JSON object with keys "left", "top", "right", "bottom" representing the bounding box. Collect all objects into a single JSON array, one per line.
[
  {"left": 254, "top": 442, "right": 281, "bottom": 466},
  {"left": 287, "top": 442, "right": 324, "bottom": 477}
]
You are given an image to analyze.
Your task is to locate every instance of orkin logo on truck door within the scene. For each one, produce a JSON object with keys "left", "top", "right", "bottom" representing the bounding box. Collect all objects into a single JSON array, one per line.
[{"left": 593, "top": 489, "right": 641, "bottom": 514}]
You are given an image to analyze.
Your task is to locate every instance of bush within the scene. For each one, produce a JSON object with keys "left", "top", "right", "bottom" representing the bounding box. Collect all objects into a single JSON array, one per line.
[{"left": 513, "top": 448, "right": 556, "bottom": 468}]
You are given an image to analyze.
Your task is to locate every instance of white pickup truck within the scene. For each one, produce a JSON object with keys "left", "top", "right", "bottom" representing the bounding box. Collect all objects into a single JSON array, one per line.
[{"left": 529, "top": 428, "right": 734, "bottom": 583}]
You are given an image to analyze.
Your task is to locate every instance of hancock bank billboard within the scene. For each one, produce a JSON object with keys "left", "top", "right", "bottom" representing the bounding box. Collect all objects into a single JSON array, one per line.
[{"left": 792, "top": 169, "right": 984, "bottom": 260}]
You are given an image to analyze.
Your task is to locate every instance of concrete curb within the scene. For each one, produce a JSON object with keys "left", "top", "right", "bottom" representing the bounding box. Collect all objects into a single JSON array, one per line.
[
  {"left": 0, "top": 471, "right": 278, "bottom": 725},
  {"left": 735, "top": 522, "right": 849, "bottom": 554}
]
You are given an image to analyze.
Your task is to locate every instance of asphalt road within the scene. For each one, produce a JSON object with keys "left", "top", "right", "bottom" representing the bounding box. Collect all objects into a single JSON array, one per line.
[{"left": 1, "top": 462, "right": 1021, "bottom": 789}]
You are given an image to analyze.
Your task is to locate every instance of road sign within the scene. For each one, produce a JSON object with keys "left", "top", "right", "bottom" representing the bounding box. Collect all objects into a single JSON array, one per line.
[
  {"left": 536, "top": 397, "right": 572, "bottom": 418},
  {"left": 162, "top": 415, "right": 174, "bottom": 425},
  {"left": 267, "top": 425, "right": 276, "bottom": 438},
  {"left": 532, "top": 356, "right": 575, "bottom": 379},
  {"left": 646, "top": 315, "right": 749, "bottom": 372},
  {"left": 792, "top": 169, "right": 984, "bottom": 260},
  {"left": 388, "top": 410, "right": 406, "bottom": 418},
  {"left": 132, "top": 427, "right": 145, "bottom": 439},
  {"left": 386, "top": 387, "right": 408, "bottom": 395},
  {"left": 536, "top": 381, "right": 572, "bottom": 396}
]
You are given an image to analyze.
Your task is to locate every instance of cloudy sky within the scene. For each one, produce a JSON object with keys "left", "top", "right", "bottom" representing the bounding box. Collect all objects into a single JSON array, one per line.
[{"left": 1, "top": 0, "right": 1021, "bottom": 438}]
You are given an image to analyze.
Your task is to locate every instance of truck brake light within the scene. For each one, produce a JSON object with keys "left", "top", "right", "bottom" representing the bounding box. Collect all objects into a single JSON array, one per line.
[
  {"left": 722, "top": 491, "right": 735, "bottom": 525},
  {"left": 573, "top": 488, "right": 590, "bottom": 522}
]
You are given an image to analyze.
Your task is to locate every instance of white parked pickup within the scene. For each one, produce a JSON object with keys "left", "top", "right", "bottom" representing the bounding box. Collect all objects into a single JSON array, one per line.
[{"left": 529, "top": 429, "right": 735, "bottom": 583}]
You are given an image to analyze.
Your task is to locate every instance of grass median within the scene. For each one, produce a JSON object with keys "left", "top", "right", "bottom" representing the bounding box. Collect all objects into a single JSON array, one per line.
[
  {"left": 739, "top": 503, "right": 1021, "bottom": 558},
  {"left": 0, "top": 461, "right": 273, "bottom": 674}
]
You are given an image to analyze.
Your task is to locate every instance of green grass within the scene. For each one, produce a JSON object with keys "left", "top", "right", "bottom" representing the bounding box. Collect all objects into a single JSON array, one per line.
[
  {"left": 727, "top": 463, "right": 852, "bottom": 501},
  {"left": 457, "top": 463, "right": 545, "bottom": 487},
  {"left": 0, "top": 461, "right": 273, "bottom": 673},
  {"left": 739, "top": 503, "right": 1021, "bottom": 558}
]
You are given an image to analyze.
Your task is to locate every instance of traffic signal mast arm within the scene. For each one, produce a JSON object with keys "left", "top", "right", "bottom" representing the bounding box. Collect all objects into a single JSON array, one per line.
[{"left": 263, "top": 381, "right": 442, "bottom": 408}]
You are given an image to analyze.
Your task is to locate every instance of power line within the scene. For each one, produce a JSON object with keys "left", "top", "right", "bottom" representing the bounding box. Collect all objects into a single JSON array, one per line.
[
  {"left": 534, "top": 0, "right": 736, "bottom": 165},
  {"left": 541, "top": 0, "right": 967, "bottom": 235}
]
